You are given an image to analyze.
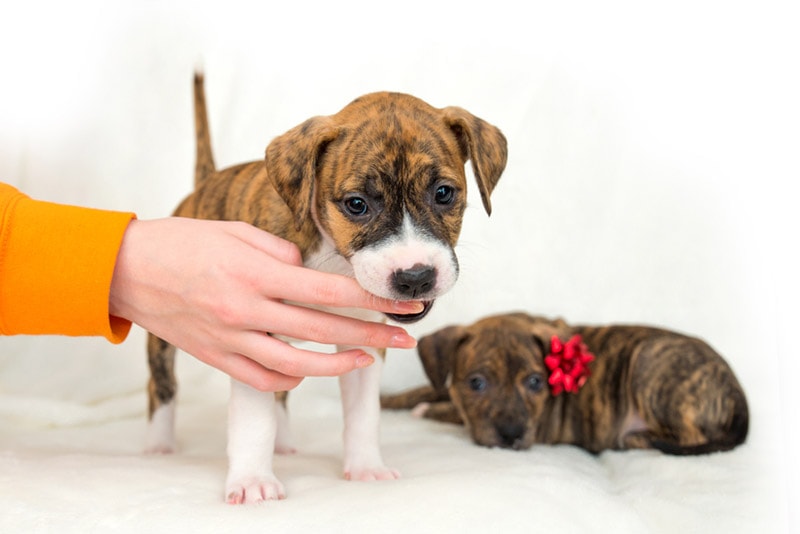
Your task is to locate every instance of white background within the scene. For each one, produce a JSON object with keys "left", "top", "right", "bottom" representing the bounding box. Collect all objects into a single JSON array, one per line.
[{"left": 1, "top": 1, "right": 797, "bottom": 532}]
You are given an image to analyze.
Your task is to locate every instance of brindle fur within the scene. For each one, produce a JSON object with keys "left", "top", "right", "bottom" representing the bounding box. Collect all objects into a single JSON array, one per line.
[
  {"left": 381, "top": 313, "right": 749, "bottom": 455},
  {"left": 146, "top": 74, "right": 507, "bottom": 425}
]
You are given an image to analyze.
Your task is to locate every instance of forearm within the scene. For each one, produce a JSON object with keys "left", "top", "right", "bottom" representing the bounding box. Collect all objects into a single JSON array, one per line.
[{"left": 0, "top": 183, "right": 136, "bottom": 342}]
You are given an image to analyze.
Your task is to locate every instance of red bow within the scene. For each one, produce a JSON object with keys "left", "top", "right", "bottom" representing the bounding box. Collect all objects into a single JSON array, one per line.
[{"left": 544, "top": 335, "right": 595, "bottom": 396}]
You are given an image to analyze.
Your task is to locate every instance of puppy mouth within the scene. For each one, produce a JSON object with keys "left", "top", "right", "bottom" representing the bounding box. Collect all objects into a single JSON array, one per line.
[{"left": 384, "top": 300, "right": 434, "bottom": 324}]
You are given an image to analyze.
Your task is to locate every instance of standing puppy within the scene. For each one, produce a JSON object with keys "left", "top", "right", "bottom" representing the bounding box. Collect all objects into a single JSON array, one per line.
[
  {"left": 145, "top": 75, "right": 507, "bottom": 503},
  {"left": 382, "top": 313, "right": 748, "bottom": 454}
]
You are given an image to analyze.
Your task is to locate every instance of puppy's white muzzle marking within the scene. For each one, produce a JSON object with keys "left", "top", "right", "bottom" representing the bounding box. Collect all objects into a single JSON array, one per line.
[{"left": 350, "top": 214, "right": 457, "bottom": 301}]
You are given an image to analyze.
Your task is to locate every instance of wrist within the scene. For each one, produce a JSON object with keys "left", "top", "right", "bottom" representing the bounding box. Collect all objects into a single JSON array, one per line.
[{"left": 109, "top": 218, "right": 141, "bottom": 321}]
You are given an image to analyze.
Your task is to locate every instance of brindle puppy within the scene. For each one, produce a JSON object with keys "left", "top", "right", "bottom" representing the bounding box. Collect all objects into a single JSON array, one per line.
[
  {"left": 146, "top": 74, "right": 508, "bottom": 504},
  {"left": 381, "top": 313, "right": 749, "bottom": 454}
]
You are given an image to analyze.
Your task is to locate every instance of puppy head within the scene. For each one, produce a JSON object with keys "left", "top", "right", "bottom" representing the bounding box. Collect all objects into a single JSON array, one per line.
[
  {"left": 264, "top": 93, "right": 507, "bottom": 323},
  {"left": 418, "top": 313, "right": 571, "bottom": 449}
]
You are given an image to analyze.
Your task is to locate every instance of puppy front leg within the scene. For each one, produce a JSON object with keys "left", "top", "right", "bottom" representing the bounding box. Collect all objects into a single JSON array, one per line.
[
  {"left": 225, "top": 379, "right": 285, "bottom": 504},
  {"left": 412, "top": 401, "right": 464, "bottom": 424},
  {"left": 338, "top": 348, "right": 400, "bottom": 481},
  {"left": 380, "top": 385, "right": 445, "bottom": 410}
]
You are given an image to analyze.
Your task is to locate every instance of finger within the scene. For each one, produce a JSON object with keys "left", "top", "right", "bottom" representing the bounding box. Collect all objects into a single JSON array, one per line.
[
  {"left": 239, "top": 332, "right": 376, "bottom": 378},
  {"left": 213, "top": 351, "right": 305, "bottom": 392},
  {"left": 229, "top": 221, "right": 304, "bottom": 266},
  {"left": 265, "top": 266, "right": 424, "bottom": 315},
  {"left": 248, "top": 300, "right": 417, "bottom": 349}
]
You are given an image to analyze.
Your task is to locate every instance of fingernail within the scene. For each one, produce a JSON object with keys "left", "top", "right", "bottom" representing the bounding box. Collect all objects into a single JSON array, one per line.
[
  {"left": 393, "top": 300, "right": 424, "bottom": 313},
  {"left": 355, "top": 354, "right": 375, "bottom": 368},
  {"left": 390, "top": 333, "right": 417, "bottom": 349}
]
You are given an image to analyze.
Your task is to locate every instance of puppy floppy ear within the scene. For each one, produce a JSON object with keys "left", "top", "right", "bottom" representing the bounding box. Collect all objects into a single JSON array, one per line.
[
  {"left": 418, "top": 325, "right": 469, "bottom": 394},
  {"left": 441, "top": 107, "right": 508, "bottom": 216},
  {"left": 264, "top": 116, "right": 339, "bottom": 230},
  {"left": 526, "top": 316, "right": 573, "bottom": 352}
]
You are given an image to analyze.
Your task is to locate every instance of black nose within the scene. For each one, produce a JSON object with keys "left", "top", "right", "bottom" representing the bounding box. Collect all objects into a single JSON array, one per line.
[
  {"left": 496, "top": 422, "right": 525, "bottom": 448},
  {"left": 392, "top": 264, "right": 436, "bottom": 298}
]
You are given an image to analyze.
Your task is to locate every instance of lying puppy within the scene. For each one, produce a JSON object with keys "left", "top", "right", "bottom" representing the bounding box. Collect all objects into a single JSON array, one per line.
[
  {"left": 144, "top": 74, "right": 507, "bottom": 503},
  {"left": 381, "top": 313, "right": 748, "bottom": 454}
]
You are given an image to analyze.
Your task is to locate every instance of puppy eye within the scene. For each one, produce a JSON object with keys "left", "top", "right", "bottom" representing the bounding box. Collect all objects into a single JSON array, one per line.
[
  {"left": 524, "top": 374, "right": 544, "bottom": 392},
  {"left": 343, "top": 197, "right": 369, "bottom": 217},
  {"left": 434, "top": 185, "right": 455, "bottom": 205},
  {"left": 467, "top": 374, "right": 488, "bottom": 392}
]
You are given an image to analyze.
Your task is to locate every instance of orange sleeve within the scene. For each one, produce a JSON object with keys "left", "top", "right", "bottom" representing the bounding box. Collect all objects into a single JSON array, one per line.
[{"left": 0, "top": 183, "right": 136, "bottom": 343}]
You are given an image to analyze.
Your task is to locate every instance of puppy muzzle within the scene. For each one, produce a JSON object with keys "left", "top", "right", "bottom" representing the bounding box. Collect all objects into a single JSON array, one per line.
[{"left": 382, "top": 265, "right": 438, "bottom": 323}]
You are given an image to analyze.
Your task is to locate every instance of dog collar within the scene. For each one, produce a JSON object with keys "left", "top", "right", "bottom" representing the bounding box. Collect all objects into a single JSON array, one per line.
[{"left": 545, "top": 335, "right": 595, "bottom": 396}]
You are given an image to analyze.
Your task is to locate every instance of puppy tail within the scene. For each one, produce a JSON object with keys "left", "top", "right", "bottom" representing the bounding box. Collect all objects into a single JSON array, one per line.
[{"left": 193, "top": 71, "right": 216, "bottom": 186}]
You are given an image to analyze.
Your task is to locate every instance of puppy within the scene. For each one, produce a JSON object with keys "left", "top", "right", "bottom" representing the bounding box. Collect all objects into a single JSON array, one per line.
[
  {"left": 381, "top": 313, "right": 749, "bottom": 454},
  {"left": 144, "top": 74, "right": 507, "bottom": 503}
]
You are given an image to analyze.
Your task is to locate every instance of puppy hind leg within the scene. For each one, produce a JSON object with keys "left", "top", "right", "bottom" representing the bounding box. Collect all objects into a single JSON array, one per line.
[
  {"left": 620, "top": 430, "right": 658, "bottom": 450},
  {"left": 629, "top": 372, "right": 748, "bottom": 455},
  {"left": 621, "top": 403, "right": 730, "bottom": 455},
  {"left": 145, "top": 333, "right": 178, "bottom": 454},
  {"left": 274, "top": 391, "right": 296, "bottom": 454},
  {"left": 619, "top": 401, "right": 708, "bottom": 454},
  {"left": 646, "top": 395, "right": 749, "bottom": 455},
  {"left": 620, "top": 427, "right": 717, "bottom": 455},
  {"left": 627, "top": 431, "right": 721, "bottom": 455},
  {"left": 338, "top": 348, "right": 400, "bottom": 481}
]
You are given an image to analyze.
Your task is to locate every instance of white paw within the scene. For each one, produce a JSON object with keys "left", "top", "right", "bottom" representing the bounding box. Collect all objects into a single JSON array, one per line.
[
  {"left": 225, "top": 475, "right": 286, "bottom": 505},
  {"left": 344, "top": 465, "right": 401, "bottom": 482},
  {"left": 411, "top": 402, "right": 431, "bottom": 418},
  {"left": 144, "top": 403, "right": 176, "bottom": 454},
  {"left": 143, "top": 441, "right": 175, "bottom": 455},
  {"left": 143, "top": 428, "right": 175, "bottom": 454},
  {"left": 274, "top": 443, "right": 297, "bottom": 455}
]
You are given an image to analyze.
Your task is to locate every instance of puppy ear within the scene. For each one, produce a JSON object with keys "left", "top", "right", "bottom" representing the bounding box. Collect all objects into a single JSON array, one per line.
[
  {"left": 264, "top": 116, "right": 339, "bottom": 230},
  {"left": 526, "top": 315, "right": 573, "bottom": 349},
  {"left": 441, "top": 107, "right": 508, "bottom": 216},
  {"left": 531, "top": 333, "right": 548, "bottom": 357},
  {"left": 552, "top": 317, "right": 570, "bottom": 330},
  {"left": 418, "top": 325, "right": 468, "bottom": 393}
]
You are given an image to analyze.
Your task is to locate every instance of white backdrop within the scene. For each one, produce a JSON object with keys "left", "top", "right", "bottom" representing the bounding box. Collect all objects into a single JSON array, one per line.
[{"left": 1, "top": 1, "right": 797, "bottom": 532}]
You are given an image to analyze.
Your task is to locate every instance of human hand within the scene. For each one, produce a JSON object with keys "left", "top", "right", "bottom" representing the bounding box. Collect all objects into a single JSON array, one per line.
[{"left": 108, "top": 218, "right": 423, "bottom": 391}]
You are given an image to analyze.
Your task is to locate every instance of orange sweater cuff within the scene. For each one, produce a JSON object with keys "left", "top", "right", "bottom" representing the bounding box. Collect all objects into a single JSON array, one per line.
[{"left": 0, "top": 184, "right": 136, "bottom": 343}]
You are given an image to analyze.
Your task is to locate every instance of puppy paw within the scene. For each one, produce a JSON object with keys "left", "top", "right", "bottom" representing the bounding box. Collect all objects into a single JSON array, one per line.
[
  {"left": 344, "top": 465, "right": 401, "bottom": 482},
  {"left": 411, "top": 402, "right": 431, "bottom": 418},
  {"left": 144, "top": 403, "right": 176, "bottom": 454},
  {"left": 143, "top": 442, "right": 175, "bottom": 455},
  {"left": 143, "top": 432, "right": 175, "bottom": 454},
  {"left": 225, "top": 475, "right": 286, "bottom": 505},
  {"left": 274, "top": 443, "right": 297, "bottom": 455}
]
